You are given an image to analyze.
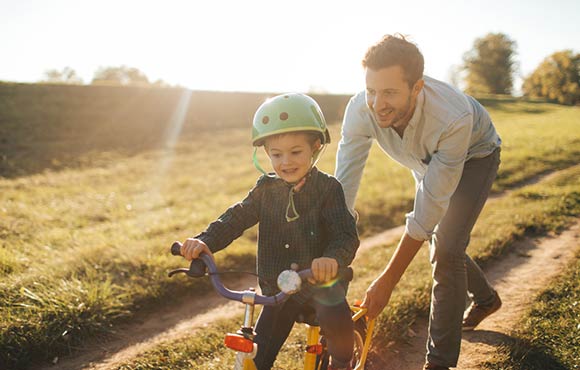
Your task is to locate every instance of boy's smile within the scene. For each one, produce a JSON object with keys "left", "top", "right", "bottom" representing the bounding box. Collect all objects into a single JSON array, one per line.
[{"left": 265, "top": 133, "right": 319, "bottom": 184}]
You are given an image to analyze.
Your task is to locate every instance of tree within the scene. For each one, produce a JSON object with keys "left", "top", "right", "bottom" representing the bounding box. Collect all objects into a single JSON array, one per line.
[
  {"left": 91, "top": 65, "right": 150, "bottom": 86},
  {"left": 463, "top": 33, "right": 517, "bottom": 95},
  {"left": 522, "top": 50, "right": 580, "bottom": 105},
  {"left": 41, "top": 67, "right": 83, "bottom": 84}
]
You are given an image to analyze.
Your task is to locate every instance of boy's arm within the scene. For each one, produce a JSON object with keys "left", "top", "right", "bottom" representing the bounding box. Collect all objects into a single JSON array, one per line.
[
  {"left": 320, "top": 179, "right": 360, "bottom": 267},
  {"left": 194, "top": 177, "right": 264, "bottom": 253}
]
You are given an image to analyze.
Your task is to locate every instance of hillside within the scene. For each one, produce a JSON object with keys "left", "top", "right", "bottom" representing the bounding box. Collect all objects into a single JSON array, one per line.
[{"left": 0, "top": 82, "right": 351, "bottom": 178}]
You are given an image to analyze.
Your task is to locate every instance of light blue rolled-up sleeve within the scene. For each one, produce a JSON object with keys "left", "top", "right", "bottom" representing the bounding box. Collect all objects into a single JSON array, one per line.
[
  {"left": 405, "top": 113, "right": 473, "bottom": 241},
  {"left": 335, "top": 95, "right": 373, "bottom": 216}
]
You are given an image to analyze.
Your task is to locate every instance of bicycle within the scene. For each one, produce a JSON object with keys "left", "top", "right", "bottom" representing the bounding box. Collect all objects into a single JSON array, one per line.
[{"left": 169, "top": 242, "right": 374, "bottom": 370}]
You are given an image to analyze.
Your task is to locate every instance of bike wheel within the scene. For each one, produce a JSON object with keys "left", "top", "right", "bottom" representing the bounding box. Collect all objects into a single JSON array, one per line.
[
  {"left": 351, "top": 317, "right": 368, "bottom": 368},
  {"left": 315, "top": 318, "right": 367, "bottom": 370}
]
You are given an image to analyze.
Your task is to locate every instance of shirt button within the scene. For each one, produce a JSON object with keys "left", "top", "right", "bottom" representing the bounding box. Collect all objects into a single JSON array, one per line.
[{"left": 284, "top": 244, "right": 290, "bottom": 249}]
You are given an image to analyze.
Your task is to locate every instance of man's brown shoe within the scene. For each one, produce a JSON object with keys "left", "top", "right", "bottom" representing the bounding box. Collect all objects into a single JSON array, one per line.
[
  {"left": 424, "top": 363, "right": 449, "bottom": 370},
  {"left": 462, "top": 290, "right": 502, "bottom": 331}
]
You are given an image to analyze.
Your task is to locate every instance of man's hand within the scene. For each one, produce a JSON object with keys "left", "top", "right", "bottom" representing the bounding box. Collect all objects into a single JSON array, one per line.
[
  {"left": 361, "top": 232, "right": 424, "bottom": 320},
  {"left": 310, "top": 257, "right": 338, "bottom": 283},
  {"left": 180, "top": 238, "right": 214, "bottom": 261},
  {"left": 360, "top": 275, "right": 394, "bottom": 320}
]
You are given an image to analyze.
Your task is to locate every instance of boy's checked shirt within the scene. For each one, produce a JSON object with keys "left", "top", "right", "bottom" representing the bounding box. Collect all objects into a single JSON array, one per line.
[{"left": 195, "top": 167, "right": 359, "bottom": 296}]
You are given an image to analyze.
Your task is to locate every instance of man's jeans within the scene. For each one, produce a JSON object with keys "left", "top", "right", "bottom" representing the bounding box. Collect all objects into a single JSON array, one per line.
[{"left": 426, "top": 147, "right": 501, "bottom": 367}]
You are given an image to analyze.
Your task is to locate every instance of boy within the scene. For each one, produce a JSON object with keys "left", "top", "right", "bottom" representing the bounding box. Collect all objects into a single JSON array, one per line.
[{"left": 180, "top": 93, "right": 359, "bottom": 370}]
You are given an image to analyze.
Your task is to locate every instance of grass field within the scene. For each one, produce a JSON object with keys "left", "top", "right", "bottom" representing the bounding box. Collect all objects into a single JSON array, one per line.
[{"left": 0, "top": 95, "right": 579, "bottom": 369}]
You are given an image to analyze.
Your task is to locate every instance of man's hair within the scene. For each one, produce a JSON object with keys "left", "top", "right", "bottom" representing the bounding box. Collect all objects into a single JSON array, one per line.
[{"left": 362, "top": 34, "right": 424, "bottom": 88}]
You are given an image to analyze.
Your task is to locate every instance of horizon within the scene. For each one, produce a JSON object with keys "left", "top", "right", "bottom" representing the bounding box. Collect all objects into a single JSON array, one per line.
[{"left": 1, "top": 0, "right": 579, "bottom": 94}]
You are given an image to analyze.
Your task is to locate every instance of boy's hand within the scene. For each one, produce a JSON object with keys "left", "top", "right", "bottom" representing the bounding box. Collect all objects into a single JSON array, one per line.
[
  {"left": 180, "top": 238, "right": 213, "bottom": 261},
  {"left": 310, "top": 257, "right": 338, "bottom": 283}
]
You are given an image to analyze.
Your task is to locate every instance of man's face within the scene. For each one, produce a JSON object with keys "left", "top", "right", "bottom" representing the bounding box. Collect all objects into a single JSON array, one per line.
[{"left": 365, "top": 65, "right": 421, "bottom": 130}]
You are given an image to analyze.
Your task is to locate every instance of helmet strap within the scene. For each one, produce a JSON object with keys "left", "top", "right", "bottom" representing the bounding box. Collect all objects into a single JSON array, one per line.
[
  {"left": 252, "top": 147, "right": 276, "bottom": 178},
  {"left": 311, "top": 142, "right": 327, "bottom": 169}
]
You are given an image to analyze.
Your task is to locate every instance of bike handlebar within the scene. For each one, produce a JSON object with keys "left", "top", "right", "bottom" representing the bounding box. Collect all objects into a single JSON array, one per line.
[{"left": 168, "top": 241, "right": 353, "bottom": 306}]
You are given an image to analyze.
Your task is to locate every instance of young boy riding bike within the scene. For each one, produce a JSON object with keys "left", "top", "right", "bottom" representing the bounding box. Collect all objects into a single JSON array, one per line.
[{"left": 179, "top": 93, "right": 360, "bottom": 370}]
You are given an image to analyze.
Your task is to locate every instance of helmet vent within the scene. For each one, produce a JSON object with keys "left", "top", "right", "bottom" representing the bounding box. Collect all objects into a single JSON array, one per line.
[
  {"left": 262, "top": 116, "right": 270, "bottom": 124},
  {"left": 279, "top": 112, "right": 289, "bottom": 120}
]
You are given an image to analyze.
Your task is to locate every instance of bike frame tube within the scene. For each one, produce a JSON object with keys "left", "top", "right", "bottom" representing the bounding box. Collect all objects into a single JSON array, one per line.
[
  {"left": 304, "top": 325, "right": 320, "bottom": 370},
  {"left": 233, "top": 348, "right": 258, "bottom": 370}
]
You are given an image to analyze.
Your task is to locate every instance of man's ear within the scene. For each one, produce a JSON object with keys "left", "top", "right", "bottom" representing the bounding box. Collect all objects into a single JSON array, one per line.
[{"left": 412, "top": 79, "right": 425, "bottom": 97}]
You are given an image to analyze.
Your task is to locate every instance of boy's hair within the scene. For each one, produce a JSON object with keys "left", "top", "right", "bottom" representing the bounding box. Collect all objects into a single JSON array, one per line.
[
  {"left": 362, "top": 33, "right": 424, "bottom": 88},
  {"left": 264, "top": 131, "right": 322, "bottom": 149}
]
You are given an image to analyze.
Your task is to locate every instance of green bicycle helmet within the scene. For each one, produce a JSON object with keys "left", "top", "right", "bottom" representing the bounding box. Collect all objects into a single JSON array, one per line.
[
  {"left": 252, "top": 93, "right": 331, "bottom": 147},
  {"left": 251, "top": 93, "right": 331, "bottom": 222}
]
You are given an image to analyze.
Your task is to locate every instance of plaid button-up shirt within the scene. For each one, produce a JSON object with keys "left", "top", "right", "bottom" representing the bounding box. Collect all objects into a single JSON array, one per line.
[{"left": 195, "top": 167, "right": 359, "bottom": 296}]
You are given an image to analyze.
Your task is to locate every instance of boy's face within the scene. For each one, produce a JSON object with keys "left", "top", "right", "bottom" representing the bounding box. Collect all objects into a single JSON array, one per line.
[{"left": 264, "top": 133, "right": 320, "bottom": 184}]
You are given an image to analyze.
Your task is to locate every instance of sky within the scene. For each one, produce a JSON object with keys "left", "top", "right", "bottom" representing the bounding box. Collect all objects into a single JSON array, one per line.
[{"left": 1, "top": 0, "right": 578, "bottom": 94}]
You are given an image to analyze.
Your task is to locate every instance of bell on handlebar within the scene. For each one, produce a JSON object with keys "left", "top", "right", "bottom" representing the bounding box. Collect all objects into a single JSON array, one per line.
[{"left": 277, "top": 270, "right": 302, "bottom": 294}]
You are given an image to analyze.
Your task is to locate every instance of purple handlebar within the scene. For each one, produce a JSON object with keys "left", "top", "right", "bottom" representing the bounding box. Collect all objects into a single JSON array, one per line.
[
  {"left": 169, "top": 241, "right": 352, "bottom": 307},
  {"left": 198, "top": 253, "right": 311, "bottom": 306}
]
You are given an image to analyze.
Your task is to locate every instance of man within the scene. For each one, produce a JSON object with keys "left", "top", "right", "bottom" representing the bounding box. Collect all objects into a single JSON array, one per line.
[{"left": 335, "top": 34, "right": 502, "bottom": 370}]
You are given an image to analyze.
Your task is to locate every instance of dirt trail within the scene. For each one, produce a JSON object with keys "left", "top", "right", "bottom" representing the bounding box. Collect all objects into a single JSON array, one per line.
[
  {"left": 368, "top": 220, "right": 580, "bottom": 370},
  {"left": 43, "top": 167, "right": 576, "bottom": 370}
]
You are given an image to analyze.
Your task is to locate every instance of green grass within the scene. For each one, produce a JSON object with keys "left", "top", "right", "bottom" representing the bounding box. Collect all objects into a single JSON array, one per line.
[
  {"left": 113, "top": 163, "right": 580, "bottom": 370},
  {"left": 482, "top": 251, "right": 580, "bottom": 370},
  {"left": 0, "top": 98, "right": 579, "bottom": 369}
]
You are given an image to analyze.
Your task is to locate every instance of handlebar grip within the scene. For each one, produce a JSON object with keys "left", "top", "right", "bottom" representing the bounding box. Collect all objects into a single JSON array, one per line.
[
  {"left": 171, "top": 241, "right": 182, "bottom": 256},
  {"left": 168, "top": 241, "right": 207, "bottom": 278}
]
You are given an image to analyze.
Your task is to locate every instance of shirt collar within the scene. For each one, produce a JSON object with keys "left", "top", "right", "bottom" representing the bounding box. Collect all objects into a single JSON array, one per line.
[
  {"left": 406, "top": 88, "right": 425, "bottom": 130},
  {"left": 276, "top": 166, "right": 318, "bottom": 191}
]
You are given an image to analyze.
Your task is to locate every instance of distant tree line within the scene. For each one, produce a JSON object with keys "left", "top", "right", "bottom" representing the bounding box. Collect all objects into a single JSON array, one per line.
[
  {"left": 41, "top": 35, "right": 579, "bottom": 105},
  {"left": 521, "top": 50, "right": 579, "bottom": 105},
  {"left": 457, "top": 32, "right": 579, "bottom": 105},
  {"left": 41, "top": 65, "right": 171, "bottom": 87}
]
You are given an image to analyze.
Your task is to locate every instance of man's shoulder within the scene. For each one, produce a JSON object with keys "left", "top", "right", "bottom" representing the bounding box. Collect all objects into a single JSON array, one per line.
[
  {"left": 422, "top": 76, "right": 475, "bottom": 124},
  {"left": 343, "top": 91, "right": 375, "bottom": 135}
]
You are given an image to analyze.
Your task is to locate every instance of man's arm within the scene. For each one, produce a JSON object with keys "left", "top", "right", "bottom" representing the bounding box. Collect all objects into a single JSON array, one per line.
[
  {"left": 406, "top": 114, "right": 473, "bottom": 241},
  {"left": 321, "top": 178, "right": 360, "bottom": 268},
  {"left": 361, "top": 232, "right": 424, "bottom": 319},
  {"left": 335, "top": 94, "right": 373, "bottom": 216}
]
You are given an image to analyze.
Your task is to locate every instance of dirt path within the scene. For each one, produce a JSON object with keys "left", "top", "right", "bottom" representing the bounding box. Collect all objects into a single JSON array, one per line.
[{"left": 368, "top": 219, "right": 580, "bottom": 370}]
